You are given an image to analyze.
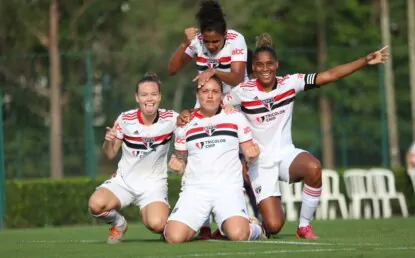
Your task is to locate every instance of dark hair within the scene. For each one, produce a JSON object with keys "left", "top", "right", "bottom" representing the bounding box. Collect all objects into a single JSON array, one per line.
[
  {"left": 196, "top": 0, "right": 226, "bottom": 35},
  {"left": 136, "top": 72, "right": 161, "bottom": 93},
  {"left": 196, "top": 75, "right": 223, "bottom": 92},
  {"left": 254, "top": 33, "right": 278, "bottom": 60},
  {"left": 247, "top": 49, "right": 253, "bottom": 76}
]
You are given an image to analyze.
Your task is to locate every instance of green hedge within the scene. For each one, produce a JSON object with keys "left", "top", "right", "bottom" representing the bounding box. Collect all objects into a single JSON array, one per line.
[
  {"left": 5, "top": 175, "right": 182, "bottom": 228},
  {"left": 4, "top": 169, "right": 415, "bottom": 228}
]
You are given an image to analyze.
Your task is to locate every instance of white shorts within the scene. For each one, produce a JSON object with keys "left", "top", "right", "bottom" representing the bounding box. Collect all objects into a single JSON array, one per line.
[
  {"left": 167, "top": 187, "right": 249, "bottom": 232},
  {"left": 248, "top": 148, "right": 306, "bottom": 203},
  {"left": 98, "top": 174, "right": 169, "bottom": 210}
]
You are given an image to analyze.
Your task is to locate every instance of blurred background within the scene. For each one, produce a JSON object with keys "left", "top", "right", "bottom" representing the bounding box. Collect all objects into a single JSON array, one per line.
[{"left": 0, "top": 0, "right": 414, "bottom": 229}]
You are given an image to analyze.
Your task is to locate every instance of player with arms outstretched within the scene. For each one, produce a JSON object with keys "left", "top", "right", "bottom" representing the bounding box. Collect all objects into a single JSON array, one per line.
[
  {"left": 88, "top": 73, "right": 178, "bottom": 244},
  {"left": 222, "top": 34, "right": 389, "bottom": 239}
]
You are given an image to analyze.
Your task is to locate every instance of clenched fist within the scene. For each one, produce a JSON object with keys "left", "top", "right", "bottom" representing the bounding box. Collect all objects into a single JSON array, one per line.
[
  {"left": 244, "top": 143, "right": 260, "bottom": 164},
  {"left": 168, "top": 154, "right": 185, "bottom": 175},
  {"left": 105, "top": 126, "right": 117, "bottom": 142},
  {"left": 183, "top": 27, "right": 199, "bottom": 46}
]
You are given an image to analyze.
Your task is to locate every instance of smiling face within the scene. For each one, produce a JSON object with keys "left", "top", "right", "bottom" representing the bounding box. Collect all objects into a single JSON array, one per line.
[
  {"left": 135, "top": 82, "right": 161, "bottom": 116},
  {"left": 253, "top": 51, "right": 278, "bottom": 88},
  {"left": 202, "top": 30, "right": 226, "bottom": 55},
  {"left": 197, "top": 78, "right": 222, "bottom": 114}
]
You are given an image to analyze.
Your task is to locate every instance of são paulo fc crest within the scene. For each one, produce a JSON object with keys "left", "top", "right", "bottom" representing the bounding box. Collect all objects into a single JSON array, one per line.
[
  {"left": 142, "top": 137, "right": 155, "bottom": 149},
  {"left": 204, "top": 125, "right": 216, "bottom": 136},
  {"left": 207, "top": 59, "right": 218, "bottom": 68},
  {"left": 262, "top": 98, "right": 274, "bottom": 111}
]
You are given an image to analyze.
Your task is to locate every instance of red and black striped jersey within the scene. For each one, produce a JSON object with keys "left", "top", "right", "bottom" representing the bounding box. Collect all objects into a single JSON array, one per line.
[
  {"left": 223, "top": 74, "right": 317, "bottom": 166},
  {"left": 174, "top": 110, "right": 252, "bottom": 189},
  {"left": 185, "top": 29, "right": 248, "bottom": 101},
  {"left": 114, "top": 108, "right": 178, "bottom": 192}
]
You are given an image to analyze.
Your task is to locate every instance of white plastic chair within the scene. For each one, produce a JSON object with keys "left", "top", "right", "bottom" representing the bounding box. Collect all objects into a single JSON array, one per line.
[
  {"left": 343, "top": 169, "right": 380, "bottom": 219},
  {"left": 280, "top": 181, "right": 303, "bottom": 221},
  {"left": 316, "top": 169, "right": 348, "bottom": 220},
  {"left": 408, "top": 168, "right": 415, "bottom": 196},
  {"left": 367, "top": 168, "right": 408, "bottom": 218}
]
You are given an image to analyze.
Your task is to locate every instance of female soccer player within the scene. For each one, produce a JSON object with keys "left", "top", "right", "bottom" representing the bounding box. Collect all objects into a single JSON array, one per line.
[
  {"left": 167, "top": 0, "right": 248, "bottom": 107},
  {"left": 88, "top": 73, "right": 178, "bottom": 244},
  {"left": 222, "top": 34, "right": 389, "bottom": 239},
  {"left": 168, "top": 0, "right": 249, "bottom": 239},
  {"left": 163, "top": 76, "right": 266, "bottom": 244}
]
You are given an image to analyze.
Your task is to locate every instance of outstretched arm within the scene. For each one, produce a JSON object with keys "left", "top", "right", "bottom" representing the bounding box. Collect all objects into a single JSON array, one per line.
[{"left": 316, "top": 46, "right": 389, "bottom": 86}]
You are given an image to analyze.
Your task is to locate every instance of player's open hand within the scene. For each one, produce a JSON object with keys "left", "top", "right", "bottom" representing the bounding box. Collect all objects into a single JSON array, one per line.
[
  {"left": 193, "top": 68, "right": 215, "bottom": 88},
  {"left": 168, "top": 154, "right": 185, "bottom": 175},
  {"left": 244, "top": 143, "right": 260, "bottom": 164},
  {"left": 104, "top": 126, "right": 117, "bottom": 142},
  {"left": 366, "top": 46, "right": 389, "bottom": 65},
  {"left": 183, "top": 27, "right": 198, "bottom": 46}
]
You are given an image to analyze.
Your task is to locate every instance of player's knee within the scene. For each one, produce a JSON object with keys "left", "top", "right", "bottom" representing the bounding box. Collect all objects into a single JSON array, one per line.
[
  {"left": 88, "top": 195, "right": 107, "bottom": 215},
  {"left": 145, "top": 217, "right": 167, "bottom": 233},
  {"left": 264, "top": 217, "right": 285, "bottom": 235},
  {"left": 164, "top": 229, "right": 187, "bottom": 244},
  {"left": 305, "top": 160, "right": 322, "bottom": 183},
  {"left": 226, "top": 226, "right": 250, "bottom": 241}
]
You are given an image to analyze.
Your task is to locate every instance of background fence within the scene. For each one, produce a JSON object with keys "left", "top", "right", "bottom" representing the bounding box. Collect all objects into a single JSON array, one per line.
[{"left": 0, "top": 48, "right": 412, "bottom": 180}]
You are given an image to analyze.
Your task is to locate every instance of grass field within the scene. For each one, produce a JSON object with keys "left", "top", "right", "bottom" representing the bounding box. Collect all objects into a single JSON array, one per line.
[{"left": 1, "top": 218, "right": 415, "bottom": 258}]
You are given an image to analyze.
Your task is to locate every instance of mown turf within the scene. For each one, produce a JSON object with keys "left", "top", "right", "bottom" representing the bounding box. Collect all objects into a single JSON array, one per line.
[{"left": 1, "top": 218, "right": 414, "bottom": 258}]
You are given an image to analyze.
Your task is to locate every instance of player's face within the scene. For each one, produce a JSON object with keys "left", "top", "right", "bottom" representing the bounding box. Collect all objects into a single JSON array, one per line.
[
  {"left": 136, "top": 82, "right": 161, "bottom": 116},
  {"left": 202, "top": 30, "right": 225, "bottom": 55},
  {"left": 253, "top": 51, "right": 278, "bottom": 87},
  {"left": 197, "top": 80, "right": 222, "bottom": 113}
]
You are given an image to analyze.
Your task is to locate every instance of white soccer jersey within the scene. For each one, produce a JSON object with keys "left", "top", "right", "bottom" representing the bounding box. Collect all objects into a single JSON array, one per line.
[
  {"left": 174, "top": 110, "right": 253, "bottom": 190},
  {"left": 223, "top": 74, "right": 318, "bottom": 166},
  {"left": 185, "top": 29, "right": 248, "bottom": 96},
  {"left": 114, "top": 109, "right": 178, "bottom": 193}
]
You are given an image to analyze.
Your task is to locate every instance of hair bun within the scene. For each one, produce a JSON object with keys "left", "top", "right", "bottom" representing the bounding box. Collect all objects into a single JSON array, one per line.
[{"left": 256, "top": 33, "right": 273, "bottom": 49}]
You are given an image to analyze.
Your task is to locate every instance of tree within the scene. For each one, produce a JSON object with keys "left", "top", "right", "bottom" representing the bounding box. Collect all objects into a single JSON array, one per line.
[
  {"left": 316, "top": 0, "right": 334, "bottom": 168},
  {"left": 380, "top": 0, "right": 400, "bottom": 167}
]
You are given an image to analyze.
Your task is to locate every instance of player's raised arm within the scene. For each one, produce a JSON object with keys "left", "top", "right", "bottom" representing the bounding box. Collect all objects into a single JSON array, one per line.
[
  {"left": 102, "top": 120, "right": 122, "bottom": 160},
  {"left": 315, "top": 46, "right": 389, "bottom": 86},
  {"left": 167, "top": 28, "right": 197, "bottom": 76}
]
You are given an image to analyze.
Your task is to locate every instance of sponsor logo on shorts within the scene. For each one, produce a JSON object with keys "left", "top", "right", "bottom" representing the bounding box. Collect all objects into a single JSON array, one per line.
[
  {"left": 255, "top": 186, "right": 262, "bottom": 194},
  {"left": 172, "top": 207, "right": 178, "bottom": 214}
]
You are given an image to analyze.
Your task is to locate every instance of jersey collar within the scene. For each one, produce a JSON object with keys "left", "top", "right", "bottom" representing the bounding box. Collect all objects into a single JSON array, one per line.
[
  {"left": 193, "top": 107, "right": 222, "bottom": 119},
  {"left": 255, "top": 79, "right": 278, "bottom": 92},
  {"left": 137, "top": 109, "right": 159, "bottom": 125}
]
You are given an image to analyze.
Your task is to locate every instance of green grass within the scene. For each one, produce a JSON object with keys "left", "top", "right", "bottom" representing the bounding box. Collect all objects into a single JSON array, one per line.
[{"left": 1, "top": 218, "right": 415, "bottom": 258}]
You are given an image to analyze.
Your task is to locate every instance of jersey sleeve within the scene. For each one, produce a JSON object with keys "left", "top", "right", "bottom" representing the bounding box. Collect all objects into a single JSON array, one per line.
[
  {"left": 222, "top": 86, "right": 242, "bottom": 106},
  {"left": 174, "top": 128, "right": 187, "bottom": 152},
  {"left": 184, "top": 37, "right": 198, "bottom": 58},
  {"left": 287, "top": 73, "right": 318, "bottom": 92},
  {"left": 114, "top": 114, "right": 124, "bottom": 140},
  {"left": 234, "top": 113, "right": 253, "bottom": 143},
  {"left": 231, "top": 35, "right": 248, "bottom": 62}
]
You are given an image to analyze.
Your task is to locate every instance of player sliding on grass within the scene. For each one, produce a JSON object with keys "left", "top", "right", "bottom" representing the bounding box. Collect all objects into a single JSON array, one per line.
[
  {"left": 221, "top": 34, "right": 390, "bottom": 239},
  {"left": 88, "top": 73, "right": 178, "bottom": 244},
  {"left": 163, "top": 76, "right": 266, "bottom": 244}
]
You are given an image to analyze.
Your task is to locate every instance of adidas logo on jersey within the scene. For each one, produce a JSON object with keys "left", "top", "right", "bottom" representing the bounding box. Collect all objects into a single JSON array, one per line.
[{"left": 133, "top": 130, "right": 139, "bottom": 135}]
